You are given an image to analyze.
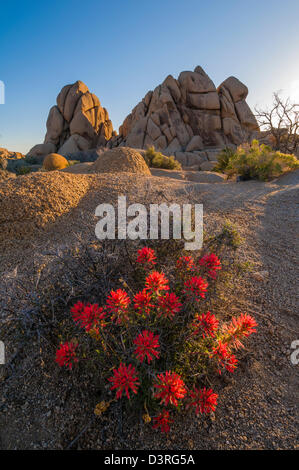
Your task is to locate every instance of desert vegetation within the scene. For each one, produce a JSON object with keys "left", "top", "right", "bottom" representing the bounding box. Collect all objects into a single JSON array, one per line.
[
  {"left": 144, "top": 146, "right": 182, "bottom": 170},
  {"left": 214, "top": 140, "right": 299, "bottom": 181},
  {"left": 48, "top": 221, "right": 257, "bottom": 436},
  {"left": 255, "top": 92, "right": 299, "bottom": 155}
]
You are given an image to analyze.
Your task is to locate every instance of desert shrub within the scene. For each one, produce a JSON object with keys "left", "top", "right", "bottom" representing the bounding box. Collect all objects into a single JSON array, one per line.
[
  {"left": 214, "top": 148, "right": 235, "bottom": 173},
  {"left": 144, "top": 146, "right": 182, "bottom": 170},
  {"left": 16, "top": 165, "right": 32, "bottom": 175},
  {"left": 215, "top": 140, "right": 299, "bottom": 181},
  {"left": 55, "top": 244, "right": 257, "bottom": 434},
  {"left": 25, "top": 155, "right": 39, "bottom": 165}
]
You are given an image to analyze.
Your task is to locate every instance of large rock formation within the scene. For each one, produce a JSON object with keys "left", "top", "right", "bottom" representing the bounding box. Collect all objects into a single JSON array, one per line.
[
  {"left": 109, "top": 66, "right": 259, "bottom": 165},
  {"left": 26, "top": 67, "right": 259, "bottom": 169},
  {"left": 27, "top": 81, "right": 114, "bottom": 159}
]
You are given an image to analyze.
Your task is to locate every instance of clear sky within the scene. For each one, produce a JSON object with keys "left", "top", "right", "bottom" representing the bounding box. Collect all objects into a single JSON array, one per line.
[{"left": 1, "top": 0, "right": 299, "bottom": 153}]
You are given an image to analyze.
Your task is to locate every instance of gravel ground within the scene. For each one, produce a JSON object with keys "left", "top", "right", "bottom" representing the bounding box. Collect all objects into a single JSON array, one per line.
[{"left": 0, "top": 170, "right": 298, "bottom": 449}]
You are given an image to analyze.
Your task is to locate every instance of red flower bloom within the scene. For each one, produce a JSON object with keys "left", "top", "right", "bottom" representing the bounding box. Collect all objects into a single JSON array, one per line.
[
  {"left": 136, "top": 247, "right": 157, "bottom": 267},
  {"left": 71, "top": 302, "right": 106, "bottom": 332},
  {"left": 183, "top": 276, "right": 208, "bottom": 301},
  {"left": 198, "top": 253, "right": 221, "bottom": 279},
  {"left": 70, "top": 301, "right": 85, "bottom": 323},
  {"left": 221, "top": 313, "right": 257, "bottom": 350},
  {"left": 133, "top": 289, "right": 154, "bottom": 316},
  {"left": 106, "top": 289, "right": 131, "bottom": 324},
  {"left": 187, "top": 387, "right": 218, "bottom": 415},
  {"left": 176, "top": 256, "right": 194, "bottom": 272},
  {"left": 157, "top": 292, "right": 182, "bottom": 320},
  {"left": 154, "top": 371, "right": 187, "bottom": 407},
  {"left": 145, "top": 271, "right": 169, "bottom": 294},
  {"left": 153, "top": 410, "right": 173, "bottom": 433},
  {"left": 191, "top": 311, "right": 219, "bottom": 338},
  {"left": 108, "top": 363, "right": 140, "bottom": 400},
  {"left": 133, "top": 330, "right": 160, "bottom": 363},
  {"left": 211, "top": 340, "right": 238, "bottom": 374},
  {"left": 55, "top": 342, "right": 78, "bottom": 370}
]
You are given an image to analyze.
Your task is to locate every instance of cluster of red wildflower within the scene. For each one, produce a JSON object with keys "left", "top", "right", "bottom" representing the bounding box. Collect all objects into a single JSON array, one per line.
[
  {"left": 145, "top": 271, "right": 169, "bottom": 294},
  {"left": 71, "top": 301, "right": 106, "bottom": 333},
  {"left": 55, "top": 246, "right": 257, "bottom": 435},
  {"left": 133, "top": 330, "right": 160, "bottom": 363},
  {"left": 106, "top": 289, "right": 131, "bottom": 325},
  {"left": 154, "top": 371, "right": 187, "bottom": 406},
  {"left": 211, "top": 340, "right": 238, "bottom": 374},
  {"left": 183, "top": 276, "right": 209, "bottom": 301},
  {"left": 198, "top": 253, "right": 222, "bottom": 279},
  {"left": 55, "top": 342, "right": 78, "bottom": 370},
  {"left": 108, "top": 363, "right": 140, "bottom": 399},
  {"left": 133, "top": 289, "right": 154, "bottom": 316},
  {"left": 187, "top": 387, "right": 218, "bottom": 416},
  {"left": 153, "top": 410, "right": 173, "bottom": 433},
  {"left": 191, "top": 311, "right": 219, "bottom": 338},
  {"left": 157, "top": 292, "right": 182, "bottom": 320},
  {"left": 136, "top": 247, "right": 157, "bottom": 268},
  {"left": 221, "top": 313, "right": 257, "bottom": 350},
  {"left": 176, "top": 253, "right": 221, "bottom": 281}
]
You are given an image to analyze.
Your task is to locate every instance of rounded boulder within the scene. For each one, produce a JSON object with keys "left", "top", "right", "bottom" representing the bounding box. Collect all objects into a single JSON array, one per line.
[{"left": 43, "top": 153, "right": 69, "bottom": 171}]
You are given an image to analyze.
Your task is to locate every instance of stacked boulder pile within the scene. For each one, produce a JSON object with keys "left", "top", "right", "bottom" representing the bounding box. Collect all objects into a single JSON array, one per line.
[
  {"left": 109, "top": 66, "right": 259, "bottom": 170},
  {"left": 27, "top": 81, "right": 114, "bottom": 160}
]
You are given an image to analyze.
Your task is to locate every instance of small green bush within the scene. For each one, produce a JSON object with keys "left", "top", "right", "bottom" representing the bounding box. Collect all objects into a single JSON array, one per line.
[
  {"left": 16, "top": 166, "right": 32, "bottom": 175},
  {"left": 214, "top": 148, "right": 235, "bottom": 173},
  {"left": 144, "top": 146, "right": 182, "bottom": 170},
  {"left": 215, "top": 140, "right": 299, "bottom": 181}
]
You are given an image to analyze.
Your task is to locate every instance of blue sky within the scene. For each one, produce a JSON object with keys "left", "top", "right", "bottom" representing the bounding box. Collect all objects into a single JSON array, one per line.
[{"left": 1, "top": 0, "right": 299, "bottom": 153}]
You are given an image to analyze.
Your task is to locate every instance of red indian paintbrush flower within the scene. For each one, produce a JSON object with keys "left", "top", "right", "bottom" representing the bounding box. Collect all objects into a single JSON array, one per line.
[
  {"left": 176, "top": 256, "right": 195, "bottom": 272},
  {"left": 221, "top": 313, "right": 257, "bottom": 350},
  {"left": 211, "top": 340, "right": 238, "bottom": 374},
  {"left": 187, "top": 387, "right": 218, "bottom": 415},
  {"left": 133, "top": 330, "right": 160, "bottom": 363},
  {"left": 71, "top": 301, "right": 85, "bottom": 323},
  {"left": 153, "top": 410, "right": 173, "bottom": 433},
  {"left": 55, "top": 342, "right": 78, "bottom": 370},
  {"left": 133, "top": 289, "right": 154, "bottom": 316},
  {"left": 157, "top": 292, "right": 182, "bottom": 320},
  {"left": 198, "top": 253, "right": 221, "bottom": 279},
  {"left": 136, "top": 247, "right": 157, "bottom": 267},
  {"left": 106, "top": 289, "right": 131, "bottom": 324},
  {"left": 154, "top": 371, "right": 187, "bottom": 407},
  {"left": 71, "top": 302, "right": 106, "bottom": 332},
  {"left": 108, "top": 363, "right": 140, "bottom": 399},
  {"left": 145, "top": 271, "right": 169, "bottom": 294},
  {"left": 191, "top": 311, "right": 219, "bottom": 338},
  {"left": 183, "top": 276, "right": 208, "bottom": 301}
]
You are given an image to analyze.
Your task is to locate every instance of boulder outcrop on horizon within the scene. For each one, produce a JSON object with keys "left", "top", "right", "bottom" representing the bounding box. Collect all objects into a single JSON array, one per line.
[
  {"left": 27, "top": 81, "right": 114, "bottom": 159},
  {"left": 27, "top": 67, "right": 259, "bottom": 165},
  {"left": 109, "top": 66, "right": 259, "bottom": 156}
]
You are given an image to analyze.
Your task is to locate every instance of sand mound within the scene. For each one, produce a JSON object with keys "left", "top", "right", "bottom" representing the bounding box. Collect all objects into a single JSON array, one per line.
[
  {"left": 0, "top": 171, "right": 90, "bottom": 243},
  {"left": 92, "top": 147, "right": 151, "bottom": 175}
]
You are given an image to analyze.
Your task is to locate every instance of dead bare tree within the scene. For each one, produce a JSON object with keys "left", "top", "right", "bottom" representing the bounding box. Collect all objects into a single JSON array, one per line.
[{"left": 255, "top": 92, "right": 298, "bottom": 155}]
